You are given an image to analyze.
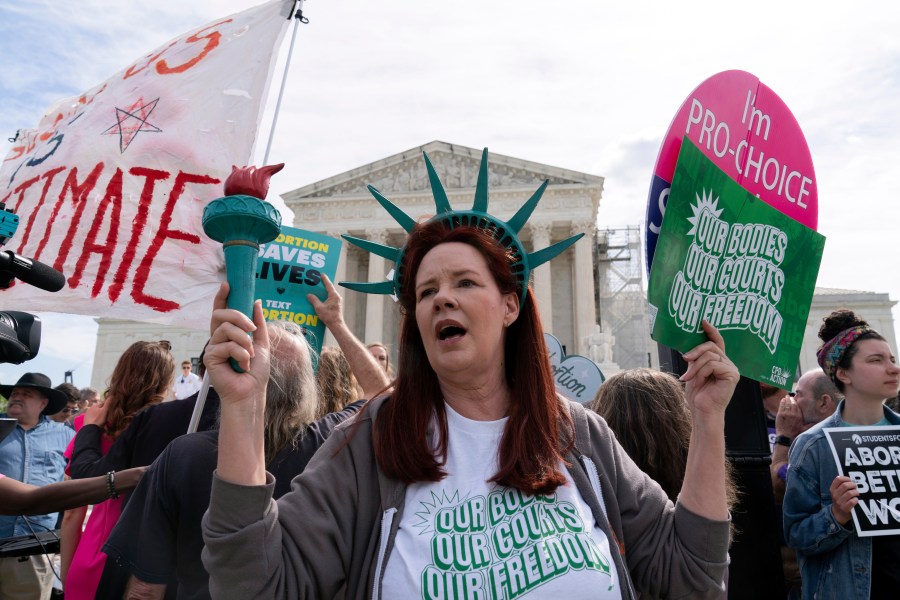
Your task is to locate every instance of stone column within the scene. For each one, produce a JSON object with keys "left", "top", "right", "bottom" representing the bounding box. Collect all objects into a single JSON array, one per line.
[
  {"left": 327, "top": 230, "right": 349, "bottom": 288},
  {"left": 322, "top": 230, "right": 349, "bottom": 347},
  {"left": 364, "top": 229, "right": 387, "bottom": 344},
  {"left": 571, "top": 220, "right": 597, "bottom": 356},
  {"left": 528, "top": 222, "right": 554, "bottom": 332},
  {"left": 344, "top": 246, "right": 363, "bottom": 339}
]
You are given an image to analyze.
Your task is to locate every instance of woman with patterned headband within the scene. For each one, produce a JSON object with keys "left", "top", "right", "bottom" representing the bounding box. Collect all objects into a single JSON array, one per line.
[
  {"left": 784, "top": 308, "right": 900, "bottom": 600},
  {"left": 201, "top": 149, "right": 736, "bottom": 599}
]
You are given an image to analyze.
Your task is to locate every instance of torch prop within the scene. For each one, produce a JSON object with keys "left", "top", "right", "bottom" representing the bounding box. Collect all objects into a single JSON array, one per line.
[{"left": 188, "top": 163, "right": 284, "bottom": 434}]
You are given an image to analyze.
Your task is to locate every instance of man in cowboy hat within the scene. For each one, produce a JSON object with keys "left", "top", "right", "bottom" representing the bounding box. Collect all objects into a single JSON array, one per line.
[{"left": 0, "top": 373, "right": 75, "bottom": 599}]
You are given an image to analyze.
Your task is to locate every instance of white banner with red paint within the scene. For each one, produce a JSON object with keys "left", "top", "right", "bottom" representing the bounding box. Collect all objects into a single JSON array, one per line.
[{"left": 0, "top": 0, "right": 292, "bottom": 328}]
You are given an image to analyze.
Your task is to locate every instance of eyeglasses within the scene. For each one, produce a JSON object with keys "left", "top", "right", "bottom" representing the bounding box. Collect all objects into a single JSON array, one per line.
[
  {"left": 60, "top": 407, "right": 79, "bottom": 414},
  {"left": 158, "top": 340, "right": 172, "bottom": 351}
]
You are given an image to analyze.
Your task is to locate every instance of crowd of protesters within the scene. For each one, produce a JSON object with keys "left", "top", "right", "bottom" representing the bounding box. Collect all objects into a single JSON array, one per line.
[
  {"left": 1, "top": 300, "right": 898, "bottom": 600},
  {"left": 0, "top": 229, "right": 897, "bottom": 600}
]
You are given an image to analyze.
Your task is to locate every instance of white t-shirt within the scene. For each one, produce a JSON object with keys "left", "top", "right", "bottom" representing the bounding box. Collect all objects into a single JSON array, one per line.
[
  {"left": 382, "top": 402, "right": 620, "bottom": 599},
  {"left": 173, "top": 372, "right": 202, "bottom": 400}
]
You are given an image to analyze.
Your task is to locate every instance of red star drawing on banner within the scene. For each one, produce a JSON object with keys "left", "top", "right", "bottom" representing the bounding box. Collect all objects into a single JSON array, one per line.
[{"left": 102, "top": 97, "right": 162, "bottom": 153}]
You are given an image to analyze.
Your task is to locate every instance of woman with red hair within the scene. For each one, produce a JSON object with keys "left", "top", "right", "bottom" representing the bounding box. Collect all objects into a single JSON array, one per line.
[{"left": 201, "top": 151, "right": 737, "bottom": 599}]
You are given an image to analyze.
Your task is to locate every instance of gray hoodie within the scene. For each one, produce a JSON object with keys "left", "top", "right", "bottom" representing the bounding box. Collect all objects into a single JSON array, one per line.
[{"left": 202, "top": 397, "right": 729, "bottom": 599}]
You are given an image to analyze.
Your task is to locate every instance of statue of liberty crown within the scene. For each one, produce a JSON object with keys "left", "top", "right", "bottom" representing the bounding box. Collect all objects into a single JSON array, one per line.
[{"left": 339, "top": 148, "right": 583, "bottom": 303}]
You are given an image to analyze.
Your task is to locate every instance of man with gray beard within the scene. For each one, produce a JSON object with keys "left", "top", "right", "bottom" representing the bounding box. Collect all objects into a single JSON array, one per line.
[
  {"left": 104, "top": 319, "right": 380, "bottom": 599},
  {"left": 771, "top": 369, "right": 841, "bottom": 501}
]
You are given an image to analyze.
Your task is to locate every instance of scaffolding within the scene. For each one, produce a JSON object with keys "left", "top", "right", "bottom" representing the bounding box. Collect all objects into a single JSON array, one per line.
[{"left": 595, "top": 226, "right": 652, "bottom": 369}]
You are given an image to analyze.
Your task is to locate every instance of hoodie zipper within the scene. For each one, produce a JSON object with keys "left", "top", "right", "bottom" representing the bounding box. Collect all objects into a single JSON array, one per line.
[
  {"left": 371, "top": 507, "right": 397, "bottom": 600},
  {"left": 579, "top": 455, "right": 607, "bottom": 519},
  {"left": 579, "top": 454, "right": 639, "bottom": 600}
]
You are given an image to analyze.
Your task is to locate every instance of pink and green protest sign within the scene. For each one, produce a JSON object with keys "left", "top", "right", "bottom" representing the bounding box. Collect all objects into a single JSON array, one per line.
[
  {"left": 646, "top": 70, "right": 818, "bottom": 273},
  {"left": 648, "top": 139, "right": 825, "bottom": 389}
]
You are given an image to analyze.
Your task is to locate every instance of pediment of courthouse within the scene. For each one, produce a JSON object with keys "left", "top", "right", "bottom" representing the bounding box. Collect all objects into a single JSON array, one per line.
[
  {"left": 282, "top": 140, "right": 603, "bottom": 235},
  {"left": 286, "top": 140, "right": 601, "bottom": 197}
]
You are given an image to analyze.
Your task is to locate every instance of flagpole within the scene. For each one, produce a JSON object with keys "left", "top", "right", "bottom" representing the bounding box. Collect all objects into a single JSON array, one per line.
[
  {"left": 187, "top": 372, "right": 211, "bottom": 435},
  {"left": 262, "top": 0, "right": 308, "bottom": 165},
  {"left": 189, "top": 2, "right": 305, "bottom": 436}
]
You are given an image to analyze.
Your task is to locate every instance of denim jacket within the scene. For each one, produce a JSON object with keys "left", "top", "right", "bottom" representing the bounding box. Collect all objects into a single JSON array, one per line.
[
  {"left": 783, "top": 401, "right": 900, "bottom": 600},
  {"left": 0, "top": 415, "right": 74, "bottom": 537}
]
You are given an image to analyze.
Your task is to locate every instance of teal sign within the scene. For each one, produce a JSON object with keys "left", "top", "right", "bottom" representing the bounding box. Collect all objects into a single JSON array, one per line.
[{"left": 255, "top": 226, "right": 342, "bottom": 358}]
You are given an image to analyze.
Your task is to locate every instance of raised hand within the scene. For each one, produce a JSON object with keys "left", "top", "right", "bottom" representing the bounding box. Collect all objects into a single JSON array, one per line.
[
  {"left": 82, "top": 400, "right": 108, "bottom": 427},
  {"left": 204, "top": 282, "right": 270, "bottom": 408},
  {"left": 776, "top": 395, "right": 805, "bottom": 438},
  {"left": 206, "top": 282, "right": 271, "bottom": 486},
  {"left": 307, "top": 273, "right": 345, "bottom": 330},
  {"left": 681, "top": 320, "right": 740, "bottom": 419},
  {"left": 677, "top": 321, "right": 738, "bottom": 521}
]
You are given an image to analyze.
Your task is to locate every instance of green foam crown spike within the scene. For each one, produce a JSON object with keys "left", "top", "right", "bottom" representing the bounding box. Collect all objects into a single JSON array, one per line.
[{"left": 338, "top": 148, "right": 583, "bottom": 303}]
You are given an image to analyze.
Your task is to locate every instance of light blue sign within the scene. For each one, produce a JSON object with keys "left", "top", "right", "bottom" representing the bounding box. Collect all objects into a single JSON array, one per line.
[{"left": 544, "top": 333, "right": 605, "bottom": 404}]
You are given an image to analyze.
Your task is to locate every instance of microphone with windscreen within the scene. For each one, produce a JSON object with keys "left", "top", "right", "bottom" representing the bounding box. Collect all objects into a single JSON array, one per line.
[{"left": 0, "top": 251, "right": 66, "bottom": 292}]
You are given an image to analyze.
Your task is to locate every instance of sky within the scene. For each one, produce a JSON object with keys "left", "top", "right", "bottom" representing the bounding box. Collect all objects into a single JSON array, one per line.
[{"left": 0, "top": 0, "right": 898, "bottom": 388}]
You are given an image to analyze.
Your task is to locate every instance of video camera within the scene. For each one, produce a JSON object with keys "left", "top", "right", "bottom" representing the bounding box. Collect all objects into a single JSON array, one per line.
[
  {"left": 0, "top": 202, "right": 64, "bottom": 557},
  {"left": 0, "top": 311, "right": 40, "bottom": 364},
  {"left": 0, "top": 200, "right": 62, "bottom": 364}
]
